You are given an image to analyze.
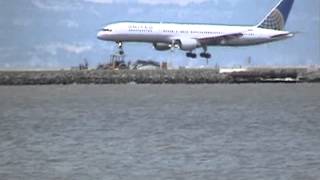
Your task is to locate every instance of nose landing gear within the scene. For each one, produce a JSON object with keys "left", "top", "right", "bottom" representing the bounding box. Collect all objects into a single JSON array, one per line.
[{"left": 117, "top": 42, "right": 124, "bottom": 55}]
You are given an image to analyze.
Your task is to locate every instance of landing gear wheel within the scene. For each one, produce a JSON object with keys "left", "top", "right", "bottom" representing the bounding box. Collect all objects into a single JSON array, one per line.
[
  {"left": 200, "top": 52, "right": 211, "bottom": 59},
  {"left": 117, "top": 42, "right": 123, "bottom": 49},
  {"left": 186, "top": 52, "right": 197, "bottom": 58},
  {"left": 119, "top": 50, "right": 124, "bottom": 55},
  {"left": 116, "top": 41, "right": 125, "bottom": 55}
]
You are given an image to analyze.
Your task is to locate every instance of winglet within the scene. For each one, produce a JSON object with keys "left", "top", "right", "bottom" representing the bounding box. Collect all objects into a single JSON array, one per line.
[{"left": 257, "top": 0, "right": 295, "bottom": 30}]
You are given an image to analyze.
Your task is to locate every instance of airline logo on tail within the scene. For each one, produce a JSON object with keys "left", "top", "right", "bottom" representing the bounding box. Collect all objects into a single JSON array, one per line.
[
  {"left": 259, "top": 9, "right": 285, "bottom": 30},
  {"left": 258, "top": 0, "right": 294, "bottom": 30}
]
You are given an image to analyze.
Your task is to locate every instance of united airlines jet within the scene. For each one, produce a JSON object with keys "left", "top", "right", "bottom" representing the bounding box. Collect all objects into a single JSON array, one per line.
[{"left": 97, "top": 0, "right": 295, "bottom": 60}]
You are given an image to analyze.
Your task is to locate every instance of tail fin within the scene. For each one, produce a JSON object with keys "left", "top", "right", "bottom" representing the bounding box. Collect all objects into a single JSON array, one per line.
[{"left": 257, "top": 0, "right": 294, "bottom": 30}]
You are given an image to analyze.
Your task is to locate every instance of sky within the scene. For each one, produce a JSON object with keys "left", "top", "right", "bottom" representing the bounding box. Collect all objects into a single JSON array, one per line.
[{"left": 0, "top": 0, "right": 319, "bottom": 69}]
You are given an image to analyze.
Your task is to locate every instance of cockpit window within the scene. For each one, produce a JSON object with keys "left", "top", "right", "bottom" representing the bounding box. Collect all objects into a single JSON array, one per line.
[{"left": 103, "top": 28, "right": 112, "bottom": 32}]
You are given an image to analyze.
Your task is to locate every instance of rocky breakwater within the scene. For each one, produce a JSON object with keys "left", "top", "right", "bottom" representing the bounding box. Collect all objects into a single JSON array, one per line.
[
  {"left": 0, "top": 68, "right": 319, "bottom": 85},
  {"left": 0, "top": 69, "right": 224, "bottom": 85},
  {"left": 299, "top": 70, "right": 320, "bottom": 82}
]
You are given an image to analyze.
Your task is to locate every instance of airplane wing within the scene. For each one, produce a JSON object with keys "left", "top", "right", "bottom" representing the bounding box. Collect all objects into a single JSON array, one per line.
[{"left": 197, "top": 32, "right": 243, "bottom": 44}]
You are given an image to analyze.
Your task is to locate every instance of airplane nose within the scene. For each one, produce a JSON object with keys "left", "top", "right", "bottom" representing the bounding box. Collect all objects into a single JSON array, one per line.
[{"left": 97, "top": 31, "right": 104, "bottom": 40}]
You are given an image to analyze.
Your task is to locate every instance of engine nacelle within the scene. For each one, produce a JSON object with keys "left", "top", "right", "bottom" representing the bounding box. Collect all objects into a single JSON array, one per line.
[
  {"left": 178, "top": 38, "right": 200, "bottom": 51},
  {"left": 153, "top": 43, "right": 171, "bottom": 51}
]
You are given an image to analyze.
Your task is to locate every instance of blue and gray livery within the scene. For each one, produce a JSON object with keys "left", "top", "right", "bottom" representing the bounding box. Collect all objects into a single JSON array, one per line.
[{"left": 258, "top": 0, "right": 295, "bottom": 30}]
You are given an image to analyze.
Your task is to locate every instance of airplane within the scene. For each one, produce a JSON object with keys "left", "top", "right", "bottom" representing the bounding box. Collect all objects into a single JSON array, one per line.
[{"left": 97, "top": 0, "right": 295, "bottom": 62}]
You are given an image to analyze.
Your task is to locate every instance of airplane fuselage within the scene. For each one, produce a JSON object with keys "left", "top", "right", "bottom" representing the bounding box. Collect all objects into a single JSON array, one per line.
[
  {"left": 97, "top": 22, "right": 293, "bottom": 47},
  {"left": 97, "top": 0, "right": 295, "bottom": 59}
]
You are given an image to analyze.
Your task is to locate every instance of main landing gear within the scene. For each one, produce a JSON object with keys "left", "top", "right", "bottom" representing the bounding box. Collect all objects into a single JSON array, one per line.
[
  {"left": 200, "top": 46, "right": 211, "bottom": 59},
  {"left": 200, "top": 52, "right": 211, "bottom": 59},
  {"left": 186, "top": 52, "right": 211, "bottom": 59},
  {"left": 186, "top": 51, "right": 212, "bottom": 64},
  {"left": 201, "top": 46, "right": 212, "bottom": 64},
  {"left": 186, "top": 46, "right": 212, "bottom": 64}
]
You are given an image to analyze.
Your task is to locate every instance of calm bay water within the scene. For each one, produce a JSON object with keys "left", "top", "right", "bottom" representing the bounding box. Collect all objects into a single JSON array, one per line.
[{"left": 0, "top": 84, "right": 320, "bottom": 180}]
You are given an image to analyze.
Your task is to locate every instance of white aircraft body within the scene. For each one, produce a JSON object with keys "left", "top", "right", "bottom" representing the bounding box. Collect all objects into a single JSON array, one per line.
[{"left": 97, "top": 0, "right": 295, "bottom": 60}]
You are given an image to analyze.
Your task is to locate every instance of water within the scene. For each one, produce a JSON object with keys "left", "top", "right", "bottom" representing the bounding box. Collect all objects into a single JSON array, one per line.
[{"left": 0, "top": 84, "right": 319, "bottom": 180}]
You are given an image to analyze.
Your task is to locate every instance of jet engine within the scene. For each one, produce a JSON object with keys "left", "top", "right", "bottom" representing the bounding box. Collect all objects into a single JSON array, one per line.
[
  {"left": 153, "top": 43, "right": 171, "bottom": 51},
  {"left": 178, "top": 38, "right": 200, "bottom": 51}
]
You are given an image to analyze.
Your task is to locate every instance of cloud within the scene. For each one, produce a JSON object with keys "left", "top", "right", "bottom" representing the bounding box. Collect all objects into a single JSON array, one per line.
[
  {"left": 31, "top": 0, "right": 230, "bottom": 12},
  {"left": 137, "top": 0, "right": 208, "bottom": 6},
  {"left": 128, "top": 7, "right": 144, "bottom": 15},
  {"left": 59, "top": 20, "right": 79, "bottom": 28},
  {"left": 63, "top": 44, "right": 92, "bottom": 54},
  {"left": 83, "top": 0, "right": 114, "bottom": 3},
  {"left": 83, "top": 0, "right": 208, "bottom": 6},
  {"left": 13, "top": 18, "right": 33, "bottom": 27},
  {"left": 0, "top": 47, "right": 16, "bottom": 59},
  {"left": 28, "top": 55, "right": 61, "bottom": 69},
  {"left": 36, "top": 43, "right": 92, "bottom": 55},
  {"left": 31, "top": 0, "right": 82, "bottom": 11}
]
